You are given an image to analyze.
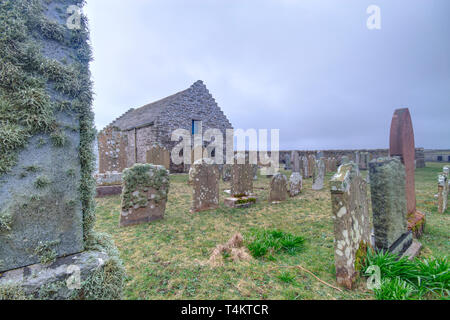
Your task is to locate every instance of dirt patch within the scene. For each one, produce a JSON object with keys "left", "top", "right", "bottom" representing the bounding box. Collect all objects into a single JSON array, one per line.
[{"left": 208, "top": 233, "right": 252, "bottom": 267}]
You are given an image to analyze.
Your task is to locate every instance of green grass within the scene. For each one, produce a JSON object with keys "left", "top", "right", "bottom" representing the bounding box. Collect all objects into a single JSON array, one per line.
[
  {"left": 246, "top": 228, "right": 305, "bottom": 259},
  {"left": 94, "top": 163, "right": 449, "bottom": 300}
]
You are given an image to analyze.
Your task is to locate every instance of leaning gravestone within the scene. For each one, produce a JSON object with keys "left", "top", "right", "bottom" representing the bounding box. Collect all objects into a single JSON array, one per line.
[
  {"left": 146, "top": 144, "right": 171, "bottom": 170},
  {"left": 0, "top": 0, "right": 124, "bottom": 299},
  {"left": 289, "top": 173, "right": 302, "bottom": 197},
  {"left": 312, "top": 159, "right": 326, "bottom": 191},
  {"left": 389, "top": 108, "right": 425, "bottom": 237},
  {"left": 269, "top": 173, "right": 288, "bottom": 202},
  {"left": 330, "top": 162, "right": 371, "bottom": 289},
  {"left": 120, "top": 164, "right": 170, "bottom": 227},
  {"left": 190, "top": 159, "right": 220, "bottom": 213},
  {"left": 369, "top": 158, "right": 421, "bottom": 257}
]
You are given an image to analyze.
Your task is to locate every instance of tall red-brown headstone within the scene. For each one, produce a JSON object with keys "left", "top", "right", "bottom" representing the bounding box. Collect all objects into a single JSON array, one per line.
[{"left": 389, "top": 108, "right": 416, "bottom": 215}]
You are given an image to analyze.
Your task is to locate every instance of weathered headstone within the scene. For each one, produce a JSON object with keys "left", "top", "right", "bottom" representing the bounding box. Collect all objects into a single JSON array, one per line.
[
  {"left": 302, "top": 156, "right": 309, "bottom": 178},
  {"left": 369, "top": 158, "right": 420, "bottom": 256},
  {"left": 269, "top": 173, "right": 288, "bottom": 202},
  {"left": 95, "top": 171, "right": 122, "bottom": 197},
  {"left": 252, "top": 164, "right": 258, "bottom": 180},
  {"left": 437, "top": 168, "right": 448, "bottom": 214},
  {"left": 222, "top": 164, "right": 232, "bottom": 182},
  {"left": 389, "top": 108, "right": 426, "bottom": 237},
  {"left": 284, "top": 153, "right": 291, "bottom": 170},
  {"left": 190, "top": 159, "right": 220, "bottom": 213},
  {"left": 292, "top": 152, "right": 301, "bottom": 173},
  {"left": 0, "top": 0, "right": 124, "bottom": 299},
  {"left": 330, "top": 162, "right": 371, "bottom": 289},
  {"left": 231, "top": 157, "right": 253, "bottom": 197},
  {"left": 308, "top": 155, "right": 315, "bottom": 178},
  {"left": 146, "top": 144, "right": 171, "bottom": 170},
  {"left": 120, "top": 164, "right": 170, "bottom": 227},
  {"left": 289, "top": 173, "right": 303, "bottom": 197},
  {"left": 312, "top": 159, "right": 326, "bottom": 191}
]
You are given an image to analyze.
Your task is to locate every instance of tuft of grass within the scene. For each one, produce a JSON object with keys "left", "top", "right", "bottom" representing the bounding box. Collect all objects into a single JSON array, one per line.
[
  {"left": 34, "top": 175, "right": 51, "bottom": 189},
  {"left": 246, "top": 228, "right": 305, "bottom": 259},
  {"left": 276, "top": 271, "right": 297, "bottom": 284},
  {"left": 374, "top": 278, "right": 418, "bottom": 300},
  {"left": 363, "top": 249, "right": 449, "bottom": 300}
]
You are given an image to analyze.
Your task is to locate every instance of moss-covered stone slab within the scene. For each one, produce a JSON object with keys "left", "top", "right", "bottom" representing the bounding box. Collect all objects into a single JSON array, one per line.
[
  {"left": 224, "top": 195, "right": 258, "bottom": 209},
  {"left": 330, "top": 162, "right": 371, "bottom": 289},
  {"left": 119, "top": 164, "right": 170, "bottom": 227}
]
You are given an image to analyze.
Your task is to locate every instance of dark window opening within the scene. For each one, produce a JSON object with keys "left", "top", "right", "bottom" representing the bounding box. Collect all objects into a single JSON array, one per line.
[{"left": 437, "top": 156, "right": 443, "bottom": 162}]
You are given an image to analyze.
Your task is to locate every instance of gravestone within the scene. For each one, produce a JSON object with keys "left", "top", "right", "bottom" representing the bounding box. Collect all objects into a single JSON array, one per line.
[
  {"left": 360, "top": 152, "right": 370, "bottom": 170},
  {"left": 269, "top": 173, "right": 288, "bottom": 202},
  {"left": 369, "top": 158, "right": 421, "bottom": 257},
  {"left": 146, "top": 144, "right": 171, "bottom": 170},
  {"left": 302, "top": 156, "right": 309, "bottom": 178},
  {"left": 190, "top": 159, "right": 220, "bottom": 213},
  {"left": 437, "top": 168, "right": 448, "bottom": 214},
  {"left": 308, "top": 155, "right": 316, "bottom": 178},
  {"left": 312, "top": 159, "right": 326, "bottom": 191},
  {"left": 292, "top": 152, "right": 301, "bottom": 173},
  {"left": 289, "top": 173, "right": 303, "bottom": 197},
  {"left": 284, "top": 153, "right": 291, "bottom": 170},
  {"left": 0, "top": 0, "right": 124, "bottom": 299},
  {"left": 389, "top": 108, "right": 425, "bottom": 237},
  {"left": 331, "top": 158, "right": 338, "bottom": 172},
  {"left": 231, "top": 158, "right": 253, "bottom": 197},
  {"left": 222, "top": 164, "right": 232, "bottom": 182},
  {"left": 253, "top": 164, "right": 258, "bottom": 180},
  {"left": 330, "top": 162, "right": 371, "bottom": 289},
  {"left": 120, "top": 164, "right": 170, "bottom": 227},
  {"left": 95, "top": 171, "right": 122, "bottom": 197},
  {"left": 389, "top": 108, "right": 417, "bottom": 215},
  {"left": 341, "top": 156, "right": 350, "bottom": 165}
]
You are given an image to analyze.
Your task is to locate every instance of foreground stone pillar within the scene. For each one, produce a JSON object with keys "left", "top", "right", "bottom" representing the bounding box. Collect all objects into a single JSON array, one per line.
[
  {"left": 330, "top": 163, "right": 371, "bottom": 289},
  {"left": 369, "top": 158, "right": 419, "bottom": 256},
  {"left": 0, "top": 0, "right": 124, "bottom": 299},
  {"left": 190, "top": 159, "right": 220, "bottom": 213},
  {"left": 269, "top": 173, "right": 288, "bottom": 202},
  {"left": 120, "top": 164, "right": 170, "bottom": 227}
]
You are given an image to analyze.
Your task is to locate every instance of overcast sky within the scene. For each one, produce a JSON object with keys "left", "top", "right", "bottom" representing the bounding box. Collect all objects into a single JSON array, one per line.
[{"left": 84, "top": 0, "right": 450, "bottom": 150}]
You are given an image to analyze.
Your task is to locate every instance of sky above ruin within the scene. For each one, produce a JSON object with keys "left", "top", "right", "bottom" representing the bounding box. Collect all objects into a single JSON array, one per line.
[{"left": 85, "top": 0, "right": 450, "bottom": 150}]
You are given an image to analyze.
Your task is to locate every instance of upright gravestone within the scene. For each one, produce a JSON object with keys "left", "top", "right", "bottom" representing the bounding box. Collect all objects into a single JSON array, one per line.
[
  {"left": 292, "top": 152, "right": 301, "bottom": 173},
  {"left": 269, "top": 173, "right": 288, "bottom": 202},
  {"left": 437, "top": 167, "right": 448, "bottom": 214},
  {"left": 289, "top": 172, "right": 303, "bottom": 197},
  {"left": 369, "top": 158, "right": 421, "bottom": 257},
  {"left": 231, "top": 158, "right": 253, "bottom": 197},
  {"left": 312, "top": 159, "right": 326, "bottom": 191},
  {"left": 146, "top": 144, "right": 171, "bottom": 170},
  {"left": 302, "top": 156, "right": 309, "bottom": 178},
  {"left": 190, "top": 159, "right": 220, "bottom": 213},
  {"left": 330, "top": 162, "right": 371, "bottom": 289},
  {"left": 308, "top": 155, "right": 315, "bottom": 178},
  {"left": 222, "top": 164, "right": 232, "bottom": 182},
  {"left": 120, "top": 164, "right": 170, "bottom": 227},
  {"left": 389, "top": 108, "right": 425, "bottom": 237},
  {"left": 284, "top": 153, "right": 291, "bottom": 170},
  {"left": 0, "top": 0, "right": 124, "bottom": 299},
  {"left": 252, "top": 164, "right": 258, "bottom": 180}
]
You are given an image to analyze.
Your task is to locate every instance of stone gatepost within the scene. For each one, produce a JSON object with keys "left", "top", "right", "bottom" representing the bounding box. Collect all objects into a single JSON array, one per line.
[
  {"left": 369, "top": 158, "right": 421, "bottom": 257},
  {"left": 330, "top": 162, "right": 371, "bottom": 289},
  {"left": 120, "top": 164, "right": 170, "bottom": 227},
  {"left": 289, "top": 173, "right": 303, "bottom": 197},
  {"left": 0, "top": 0, "right": 124, "bottom": 299},
  {"left": 312, "top": 159, "right": 325, "bottom": 191},
  {"left": 269, "top": 173, "right": 288, "bottom": 202},
  {"left": 190, "top": 159, "right": 220, "bottom": 213}
]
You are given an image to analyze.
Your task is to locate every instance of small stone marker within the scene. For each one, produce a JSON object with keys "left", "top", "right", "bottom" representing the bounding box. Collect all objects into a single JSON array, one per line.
[
  {"left": 269, "top": 173, "right": 288, "bottom": 202},
  {"left": 330, "top": 162, "right": 371, "bottom": 289},
  {"left": 312, "top": 159, "right": 325, "bottom": 191},
  {"left": 289, "top": 172, "right": 303, "bottom": 197},
  {"left": 369, "top": 158, "right": 419, "bottom": 256},
  {"left": 120, "top": 164, "right": 170, "bottom": 227}
]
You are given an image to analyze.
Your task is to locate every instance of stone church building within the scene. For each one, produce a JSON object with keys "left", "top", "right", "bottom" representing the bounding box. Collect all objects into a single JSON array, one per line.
[{"left": 97, "top": 80, "right": 233, "bottom": 173}]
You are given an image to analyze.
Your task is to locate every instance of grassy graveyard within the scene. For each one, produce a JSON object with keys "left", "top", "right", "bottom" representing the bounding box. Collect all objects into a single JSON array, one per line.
[{"left": 94, "top": 162, "right": 449, "bottom": 300}]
